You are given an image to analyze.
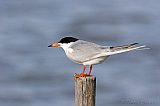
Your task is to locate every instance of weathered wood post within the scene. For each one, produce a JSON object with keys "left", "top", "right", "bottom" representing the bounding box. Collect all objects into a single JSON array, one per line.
[{"left": 74, "top": 76, "right": 96, "bottom": 106}]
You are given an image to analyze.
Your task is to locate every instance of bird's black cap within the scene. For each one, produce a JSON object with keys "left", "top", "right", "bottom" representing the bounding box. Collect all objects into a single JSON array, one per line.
[{"left": 58, "top": 37, "right": 79, "bottom": 43}]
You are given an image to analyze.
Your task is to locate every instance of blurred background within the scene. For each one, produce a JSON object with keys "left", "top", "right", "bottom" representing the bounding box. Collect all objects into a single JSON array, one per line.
[{"left": 0, "top": 0, "right": 160, "bottom": 106}]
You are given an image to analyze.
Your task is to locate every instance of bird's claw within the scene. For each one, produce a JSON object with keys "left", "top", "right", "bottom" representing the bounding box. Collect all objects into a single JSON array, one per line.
[{"left": 74, "top": 73, "right": 90, "bottom": 78}]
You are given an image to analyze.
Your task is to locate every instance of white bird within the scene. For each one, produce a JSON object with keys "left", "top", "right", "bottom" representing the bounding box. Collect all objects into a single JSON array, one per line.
[{"left": 48, "top": 37, "right": 147, "bottom": 78}]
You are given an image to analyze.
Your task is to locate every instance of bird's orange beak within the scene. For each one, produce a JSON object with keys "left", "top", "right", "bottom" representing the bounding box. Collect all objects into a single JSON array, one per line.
[{"left": 48, "top": 43, "right": 60, "bottom": 47}]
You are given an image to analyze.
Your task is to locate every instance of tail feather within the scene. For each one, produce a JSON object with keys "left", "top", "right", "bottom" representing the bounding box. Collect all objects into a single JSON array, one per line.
[{"left": 107, "top": 43, "right": 148, "bottom": 55}]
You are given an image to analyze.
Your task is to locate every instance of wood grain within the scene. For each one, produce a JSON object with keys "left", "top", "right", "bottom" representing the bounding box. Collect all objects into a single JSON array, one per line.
[{"left": 74, "top": 76, "right": 96, "bottom": 106}]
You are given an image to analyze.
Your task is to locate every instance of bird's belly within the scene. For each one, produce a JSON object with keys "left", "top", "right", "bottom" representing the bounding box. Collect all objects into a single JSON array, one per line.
[
  {"left": 83, "top": 56, "right": 108, "bottom": 65},
  {"left": 65, "top": 49, "right": 109, "bottom": 65}
]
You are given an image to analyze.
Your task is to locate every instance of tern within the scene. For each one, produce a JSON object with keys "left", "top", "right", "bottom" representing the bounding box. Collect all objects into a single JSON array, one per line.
[{"left": 48, "top": 37, "right": 147, "bottom": 78}]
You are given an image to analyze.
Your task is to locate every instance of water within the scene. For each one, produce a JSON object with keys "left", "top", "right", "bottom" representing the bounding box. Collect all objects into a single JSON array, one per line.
[{"left": 0, "top": 0, "right": 160, "bottom": 106}]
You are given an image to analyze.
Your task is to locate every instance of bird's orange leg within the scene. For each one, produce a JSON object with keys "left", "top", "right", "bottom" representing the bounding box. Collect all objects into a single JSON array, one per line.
[
  {"left": 74, "top": 65, "right": 90, "bottom": 78},
  {"left": 82, "top": 65, "right": 86, "bottom": 75},
  {"left": 87, "top": 65, "right": 92, "bottom": 76}
]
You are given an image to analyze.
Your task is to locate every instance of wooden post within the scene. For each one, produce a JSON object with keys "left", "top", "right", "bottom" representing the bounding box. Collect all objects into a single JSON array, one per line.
[{"left": 74, "top": 76, "right": 96, "bottom": 106}]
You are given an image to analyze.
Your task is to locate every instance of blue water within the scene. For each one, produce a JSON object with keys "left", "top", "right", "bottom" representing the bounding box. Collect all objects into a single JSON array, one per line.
[{"left": 0, "top": 0, "right": 160, "bottom": 106}]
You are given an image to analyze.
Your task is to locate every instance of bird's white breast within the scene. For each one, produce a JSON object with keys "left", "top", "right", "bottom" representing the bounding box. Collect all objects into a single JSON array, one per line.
[{"left": 68, "top": 48, "right": 74, "bottom": 53}]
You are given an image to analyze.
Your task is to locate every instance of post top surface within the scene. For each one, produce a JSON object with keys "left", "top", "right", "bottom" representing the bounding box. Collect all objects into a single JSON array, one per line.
[{"left": 74, "top": 75, "right": 96, "bottom": 80}]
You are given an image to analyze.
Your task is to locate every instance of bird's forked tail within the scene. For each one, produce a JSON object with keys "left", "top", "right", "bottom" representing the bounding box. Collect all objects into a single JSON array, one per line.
[{"left": 107, "top": 43, "right": 149, "bottom": 55}]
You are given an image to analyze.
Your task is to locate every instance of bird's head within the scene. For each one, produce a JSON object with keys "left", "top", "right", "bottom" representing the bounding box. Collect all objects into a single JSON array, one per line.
[{"left": 48, "top": 37, "right": 79, "bottom": 49}]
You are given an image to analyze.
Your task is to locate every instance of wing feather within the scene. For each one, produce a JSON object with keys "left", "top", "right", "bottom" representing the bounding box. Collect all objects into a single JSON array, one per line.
[{"left": 68, "top": 40, "right": 104, "bottom": 63}]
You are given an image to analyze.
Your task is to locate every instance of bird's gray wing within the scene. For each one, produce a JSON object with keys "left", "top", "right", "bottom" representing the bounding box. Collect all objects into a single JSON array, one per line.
[
  {"left": 98, "top": 43, "right": 147, "bottom": 56},
  {"left": 69, "top": 40, "right": 105, "bottom": 63},
  {"left": 105, "top": 43, "right": 147, "bottom": 55}
]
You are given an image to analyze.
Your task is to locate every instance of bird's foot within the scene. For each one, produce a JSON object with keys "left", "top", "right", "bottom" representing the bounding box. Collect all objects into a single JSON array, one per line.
[{"left": 74, "top": 73, "right": 90, "bottom": 78}]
